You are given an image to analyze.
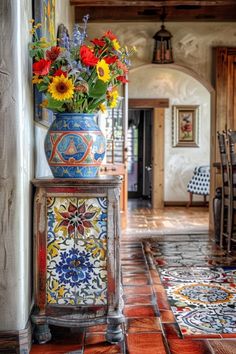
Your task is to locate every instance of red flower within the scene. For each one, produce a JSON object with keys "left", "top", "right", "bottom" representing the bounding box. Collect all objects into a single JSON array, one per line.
[
  {"left": 80, "top": 45, "right": 98, "bottom": 66},
  {"left": 53, "top": 68, "right": 67, "bottom": 77},
  {"left": 46, "top": 46, "right": 61, "bottom": 61},
  {"left": 104, "top": 55, "right": 118, "bottom": 64},
  {"left": 103, "top": 30, "right": 117, "bottom": 40},
  {"left": 33, "top": 59, "right": 51, "bottom": 76},
  {"left": 117, "top": 75, "right": 128, "bottom": 83},
  {"left": 91, "top": 38, "right": 106, "bottom": 47}
]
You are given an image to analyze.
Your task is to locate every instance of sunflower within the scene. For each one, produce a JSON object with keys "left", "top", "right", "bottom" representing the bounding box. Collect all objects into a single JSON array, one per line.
[
  {"left": 48, "top": 75, "right": 74, "bottom": 101},
  {"left": 96, "top": 59, "right": 111, "bottom": 83},
  {"left": 112, "top": 39, "right": 120, "bottom": 51},
  {"left": 99, "top": 103, "right": 107, "bottom": 113}
]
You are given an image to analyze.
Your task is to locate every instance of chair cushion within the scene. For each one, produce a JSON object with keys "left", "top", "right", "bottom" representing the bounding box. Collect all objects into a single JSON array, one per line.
[{"left": 187, "top": 165, "right": 210, "bottom": 195}]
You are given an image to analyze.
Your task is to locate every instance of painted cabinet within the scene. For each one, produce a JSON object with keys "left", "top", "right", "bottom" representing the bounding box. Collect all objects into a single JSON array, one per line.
[{"left": 31, "top": 177, "right": 124, "bottom": 344}]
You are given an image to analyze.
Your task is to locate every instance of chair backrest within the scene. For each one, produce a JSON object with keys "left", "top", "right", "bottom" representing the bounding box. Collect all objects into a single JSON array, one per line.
[
  {"left": 227, "top": 130, "right": 236, "bottom": 166},
  {"left": 227, "top": 130, "right": 236, "bottom": 205},
  {"left": 217, "top": 131, "right": 229, "bottom": 195}
]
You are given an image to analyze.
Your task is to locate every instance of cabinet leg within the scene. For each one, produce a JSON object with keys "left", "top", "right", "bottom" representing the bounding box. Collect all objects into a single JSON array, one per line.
[
  {"left": 34, "top": 324, "right": 52, "bottom": 344},
  {"left": 106, "top": 316, "right": 124, "bottom": 343}
]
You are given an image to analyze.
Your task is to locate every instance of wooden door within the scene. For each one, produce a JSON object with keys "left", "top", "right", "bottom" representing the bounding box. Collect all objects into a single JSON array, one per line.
[{"left": 214, "top": 47, "right": 236, "bottom": 187}]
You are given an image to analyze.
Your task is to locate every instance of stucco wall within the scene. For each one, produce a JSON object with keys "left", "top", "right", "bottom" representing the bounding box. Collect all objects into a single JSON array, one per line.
[
  {"left": 35, "top": 0, "right": 74, "bottom": 178},
  {"left": 129, "top": 66, "right": 211, "bottom": 202},
  {"left": 87, "top": 22, "right": 236, "bottom": 83},
  {"left": 0, "top": 0, "right": 33, "bottom": 331}
]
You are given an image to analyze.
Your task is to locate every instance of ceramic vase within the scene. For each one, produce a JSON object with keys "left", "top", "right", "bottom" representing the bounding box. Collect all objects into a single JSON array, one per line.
[{"left": 44, "top": 112, "right": 106, "bottom": 178}]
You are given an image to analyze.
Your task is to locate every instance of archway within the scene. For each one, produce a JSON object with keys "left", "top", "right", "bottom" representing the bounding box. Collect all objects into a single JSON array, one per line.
[{"left": 128, "top": 63, "right": 215, "bottom": 229}]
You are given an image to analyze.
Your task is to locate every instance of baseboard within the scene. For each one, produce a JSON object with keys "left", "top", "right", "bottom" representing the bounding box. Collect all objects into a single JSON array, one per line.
[
  {"left": 0, "top": 322, "right": 32, "bottom": 354},
  {"left": 164, "top": 201, "right": 209, "bottom": 207}
]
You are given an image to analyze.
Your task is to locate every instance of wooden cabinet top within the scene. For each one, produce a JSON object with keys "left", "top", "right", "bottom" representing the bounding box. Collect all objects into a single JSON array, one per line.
[{"left": 32, "top": 175, "right": 122, "bottom": 188}]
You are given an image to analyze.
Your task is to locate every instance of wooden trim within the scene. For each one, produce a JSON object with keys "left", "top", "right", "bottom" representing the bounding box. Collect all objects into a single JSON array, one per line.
[
  {"left": 129, "top": 98, "right": 169, "bottom": 109},
  {"left": 152, "top": 108, "right": 164, "bottom": 209},
  {"left": 164, "top": 201, "right": 208, "bottom": 207},
  {"left": 0, "top": 322, "right": 32, "bottom": 353},
  {"left": 71, "top": 0, "right": 236, "bottom": 6}
]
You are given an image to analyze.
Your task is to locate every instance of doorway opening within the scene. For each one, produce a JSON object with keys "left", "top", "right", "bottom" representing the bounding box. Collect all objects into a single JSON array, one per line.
[{"left": 127, "top": 109, "right": 153, "bottom": 203}]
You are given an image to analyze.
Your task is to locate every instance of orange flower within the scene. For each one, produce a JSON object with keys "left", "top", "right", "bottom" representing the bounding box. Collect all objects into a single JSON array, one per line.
[
  {"left": 116, "top": 60, "right": 128, "bottom": 74},
  {"left": 103, "top": 30, "right": 117, "bottom": 40}
]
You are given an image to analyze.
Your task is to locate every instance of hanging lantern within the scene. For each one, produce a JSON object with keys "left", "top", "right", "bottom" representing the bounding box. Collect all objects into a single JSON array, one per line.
[{"left": 152, "top": 24, "right": 174, "bottom": 64}]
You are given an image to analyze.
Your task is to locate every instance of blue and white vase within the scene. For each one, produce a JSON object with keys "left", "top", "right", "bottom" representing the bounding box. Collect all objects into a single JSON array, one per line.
[{"left": 44, "top": 112, "right": 106, "bottom": 178}]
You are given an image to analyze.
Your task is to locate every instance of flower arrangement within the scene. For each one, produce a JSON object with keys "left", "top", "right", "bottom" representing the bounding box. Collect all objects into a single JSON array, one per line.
[{"left": 29, "top": 15, "right": 135, "bottom": 113}]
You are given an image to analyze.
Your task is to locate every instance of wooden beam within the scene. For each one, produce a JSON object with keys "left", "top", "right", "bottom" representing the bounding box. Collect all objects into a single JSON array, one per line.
[
  {"left": 74, "top": 5, "right": 236, "bottom": 22},
  {"left": 71, "top": 0, "right": 236, "bottom": 7},
  {"left": 129, "top": 98, "right": 169, "bottom": 108}
]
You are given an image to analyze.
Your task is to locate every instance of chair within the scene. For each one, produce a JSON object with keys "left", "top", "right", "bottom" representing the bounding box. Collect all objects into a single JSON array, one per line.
[
  {"left": 187, "top": 165, "right": 210, "bottom": 207},
  {"left": 226, "top": 130, "right": 236, "bottom": 251},
  {"left": 217, "top": 131, "right": 231, "bottom": 251}
]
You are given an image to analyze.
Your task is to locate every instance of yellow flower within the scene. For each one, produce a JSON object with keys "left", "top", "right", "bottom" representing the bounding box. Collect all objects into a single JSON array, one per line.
[
  {"left": 29, "top": 19, "right": 34, "bottom": 24},
  {"left": 112, "top": 39, "right": 120, "bottom": 51},
  {"left": 32, "top": 75, "right": 43, "bottom": 84},
  {"left": 108, "top": 89, "right": 119, "bottom": 108},
  {"left": 39, "top": 37, "right": 50, "bottom": 48},
  {"left": 40, "top": 99, "right": 48, "bottom": 108},
  {"left": 96, "top": 59, "right": 110, "bottom": 83},
  {"left": 99, "top": 103, "right": 107, "bottom": 113},
  {"left": 48, "top": 75, "right": 74, "bottom": 101}
]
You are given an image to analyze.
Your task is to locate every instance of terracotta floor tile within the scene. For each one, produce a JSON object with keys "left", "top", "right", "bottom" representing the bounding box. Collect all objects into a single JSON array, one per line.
[
  {"left": 168, "top": 338, "right": 212, "bottom": 354},
  {"left": 122, "top": 275, "right": 150, "bottom": 286},
  {"left": 123, "top": 285, "right": 152, "bottom": 295},
  {"left": 126, "top": 333, "right": 167, "bottom": 354},
  {"left": 163, "top": 323, "right": 182, "bottom": 339},
  {"left": 126, "top": 317, "right": 162, "bottom": 333},
  {"left": 160, "top": 309, "right": 176, "bottom": 323},
  {"left": 86, "top": 324, "right": 107, "bottom": 333},
  {"left": 84, "top": 334, "right": 124, "bottom": 353},
  {"left": 30, "top": 344, "right": 83, "bottom": 353},
  {"left": 124, "top": 293, "right": 153, "bottom": 305},
  {"left": 155, "top": 291, "right": 171, "bottom": 310},
  {"left": 149, "top": 269, "right": 162, "bottom": 284},
  {"left": 124, "top": 305, "right": 156, "bottom": 317},
  {"left": 207, "top": 339, "right": 236, "bottom": 354}
]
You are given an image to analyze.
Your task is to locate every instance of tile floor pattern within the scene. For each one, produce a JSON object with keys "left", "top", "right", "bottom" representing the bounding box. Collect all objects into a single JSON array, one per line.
[
  {"left": 144, "top": 236, "right": 236, "bottom": 339},
  {"left": 31, "top": 234, "right": 236, "bottom": 353}
]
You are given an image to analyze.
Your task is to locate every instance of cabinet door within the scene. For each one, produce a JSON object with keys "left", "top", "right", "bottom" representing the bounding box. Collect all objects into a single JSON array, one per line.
[{"left": 46, "top": 196, "right": 108, "bottom": 306}]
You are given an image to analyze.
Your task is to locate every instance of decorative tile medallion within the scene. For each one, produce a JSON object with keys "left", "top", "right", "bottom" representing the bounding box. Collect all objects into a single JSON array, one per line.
[
  {"left": 46, "top": 197, "right": 108, "bottom": 305},
  {"left": 169, "top": 283, "right": 235, "bottom": 306},
  {"left": 144, "top": 239, "right": 236, "bottom": 337},
  {"left": 175, "top": 306, "right": 236, "bottom": 335}
]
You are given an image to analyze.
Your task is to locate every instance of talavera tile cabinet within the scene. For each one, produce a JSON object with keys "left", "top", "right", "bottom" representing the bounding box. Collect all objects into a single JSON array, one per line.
[{"left": 31, "top": 176, "right": 124, "bottom": 344}]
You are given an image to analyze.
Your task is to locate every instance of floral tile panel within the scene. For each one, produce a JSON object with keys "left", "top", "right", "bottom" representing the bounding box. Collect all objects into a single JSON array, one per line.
[{"left": 46, "top": 197, "right": 108, "bottom": 306}]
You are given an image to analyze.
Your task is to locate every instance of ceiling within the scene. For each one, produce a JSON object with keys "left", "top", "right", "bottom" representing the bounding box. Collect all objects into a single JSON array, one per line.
[{"left": 70, "top": 0, "right": 236, "bottom": 22}]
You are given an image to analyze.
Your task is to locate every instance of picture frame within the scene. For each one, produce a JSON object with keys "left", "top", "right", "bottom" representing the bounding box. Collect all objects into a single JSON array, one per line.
[
  {"left": 33, "top": 0, "right": 56, "bottom": 127},
  {"left": 172, "top": 105, "right": 200, "bottom": 147}
]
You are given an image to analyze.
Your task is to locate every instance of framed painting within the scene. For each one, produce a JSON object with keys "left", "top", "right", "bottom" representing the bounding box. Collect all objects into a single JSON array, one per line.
[
  {"left": 33, "top": 0, "right": 56, "bottom": 127},
  {"left": 172, "top": 105, "right": 200, "bottom": 147}
]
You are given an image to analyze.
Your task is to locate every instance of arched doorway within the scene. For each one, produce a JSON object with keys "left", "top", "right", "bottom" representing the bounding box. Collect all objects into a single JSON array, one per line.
[{"left": 128, "top": 64, "right": 215, "bottom": 229}]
